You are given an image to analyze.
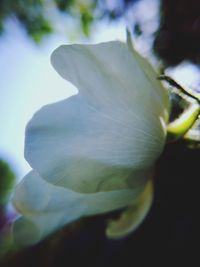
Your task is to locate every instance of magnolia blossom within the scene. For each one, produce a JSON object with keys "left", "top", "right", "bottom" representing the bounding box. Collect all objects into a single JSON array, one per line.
[{"left": 12, "top": 38, "right": 169, "bottom": 245}]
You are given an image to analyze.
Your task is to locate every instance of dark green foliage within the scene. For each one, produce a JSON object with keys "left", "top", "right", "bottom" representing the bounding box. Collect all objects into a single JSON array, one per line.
[
  {"left": 0, "top": 160, "right": 16, "bottom": 206},
  {"left": 54, "top": 0, "right": 75, "bottom": 12}
]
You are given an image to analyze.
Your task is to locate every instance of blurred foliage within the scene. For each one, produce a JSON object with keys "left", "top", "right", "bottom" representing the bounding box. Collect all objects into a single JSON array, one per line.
[
  {"left": 0, "top": 159, "right": 16, "bottom": 207},
  {"left": 0, "top": 0, "right": 200, "bottom": 65},
  {"left": 0, "top": 160, "right": 16, "bottom": 260},
  {"left": 0, "top": 0, "right": 133, "bottom": 42},
  {"left": 0, "top": 0, "right": 52, "bottom": 43}
]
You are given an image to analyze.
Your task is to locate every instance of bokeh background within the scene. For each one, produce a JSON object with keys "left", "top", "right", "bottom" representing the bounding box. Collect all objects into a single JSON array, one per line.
[{"left": 0, "top": 0, "right": 200, "bottom": 266}]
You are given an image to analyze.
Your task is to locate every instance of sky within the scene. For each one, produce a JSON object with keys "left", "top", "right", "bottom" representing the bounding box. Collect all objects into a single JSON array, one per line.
[{"left": 0, "top": 18, "right": 126, "bottom": 180}]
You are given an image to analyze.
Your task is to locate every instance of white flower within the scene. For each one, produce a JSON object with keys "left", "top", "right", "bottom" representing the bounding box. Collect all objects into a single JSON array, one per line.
[{"left": 12, "top": 39, "right": 169, "bottom": 245}]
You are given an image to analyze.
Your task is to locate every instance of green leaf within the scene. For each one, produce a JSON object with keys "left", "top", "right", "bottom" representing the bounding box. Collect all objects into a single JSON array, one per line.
[
  {"left": 0, "top": 160, "right": 16, "bottom": 206},
  {"left": 183, "top": 116, "right": 200, "bottom": 148},
  {"left": 167, "top": 101, "right": 200, "bottom": 142}
]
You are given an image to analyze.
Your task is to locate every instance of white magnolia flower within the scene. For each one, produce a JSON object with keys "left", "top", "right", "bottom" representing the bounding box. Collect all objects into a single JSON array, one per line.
[{"left": 12, "top": 38, "right": 169, "bottom": 245}]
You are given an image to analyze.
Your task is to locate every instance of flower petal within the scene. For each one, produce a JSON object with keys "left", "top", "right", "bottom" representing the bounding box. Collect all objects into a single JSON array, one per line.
[
  {"left": 12, "top": 171, "right": 145, "bottom": 245},
  {"left": 25, "top": 95, "right": 160, "bottom": 193},
  {"left": 51, "top": 41, "right": 169, "bottom": 120},
  {"left": 126, "top": 32, "right": 169, "bottom": 118},
  {"left": 106, "top": 178, "right": 153, "bottom": 239}
]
